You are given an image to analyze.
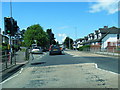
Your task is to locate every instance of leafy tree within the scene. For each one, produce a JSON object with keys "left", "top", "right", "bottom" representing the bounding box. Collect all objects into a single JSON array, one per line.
[
  {"left": 24, "top": 24, "right": 49, "bottom": 47},
  {"left": 56, "top": 41, "right": 59, "bottom": 45},
  {"left": 63, "top": 37, "right": 73, "bottom": 49}
]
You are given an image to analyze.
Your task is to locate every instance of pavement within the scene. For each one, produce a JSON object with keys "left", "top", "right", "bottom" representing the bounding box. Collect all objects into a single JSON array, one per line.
[
  {"left": 94, "top": 51, "right": 120, "bottom": 57},
  {"left": 1, "top": 50, "right": 29, "bottom": 82},
  {"left": 66, "top": 49, "right": 120, "bottom": 57}
]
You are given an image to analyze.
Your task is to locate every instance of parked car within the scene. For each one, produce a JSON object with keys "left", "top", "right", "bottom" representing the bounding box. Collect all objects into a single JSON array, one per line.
[
  {"left": 42, "top": 47, "right": 48, "bottom": 52},
  {"left": 31, "top": 46, "right": 43, "bottom": 54},
  {"left": 49, "top": 45, "right": 62, "bottom": 55}
]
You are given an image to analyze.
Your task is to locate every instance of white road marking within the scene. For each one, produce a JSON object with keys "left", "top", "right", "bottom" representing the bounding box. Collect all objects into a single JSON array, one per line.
[
  {"left": 1, "top": 53, "right": 48, "bottom": 84},
  {"left": 35, "top": 53, "right": 47, "bottom": 60},
  {"left": 0, "top": 68, "right": 24, "bottom": 84},
  {"left": 19, "top": 68, "right": 24, "bottom": 74},
  {"left": 94, "top": 63, "right": 118, "bottom": 75}
]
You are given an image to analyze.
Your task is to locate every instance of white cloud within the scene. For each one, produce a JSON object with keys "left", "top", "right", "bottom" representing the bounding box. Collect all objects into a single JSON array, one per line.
[
  {"left": 55, "top": 38, "right": 58, "bottom": 42},
  {"left": 62, "top": 36, "right": 67, "bottom": 42},
  {"left": 57, "top": 33, "right": 67, "bottom": 43},
  {"left": 89, "top": 0, "right": 119, "bottom": 14},
  {"left": 58, "top": 33, "right": 67, "bottom": 37}
]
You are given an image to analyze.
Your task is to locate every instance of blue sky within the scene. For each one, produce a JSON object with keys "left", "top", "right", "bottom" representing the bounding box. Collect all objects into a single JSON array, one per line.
[{"left": 1, "top": 1, "right": 119, "bottom": 43}]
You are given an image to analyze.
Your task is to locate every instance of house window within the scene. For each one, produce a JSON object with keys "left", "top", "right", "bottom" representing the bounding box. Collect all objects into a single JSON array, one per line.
[{"left": 107, "top": 42, "right": 111, "bottom": 46}]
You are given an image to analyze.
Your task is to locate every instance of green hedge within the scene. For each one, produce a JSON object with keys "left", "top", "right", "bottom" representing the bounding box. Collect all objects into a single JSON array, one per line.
[
  {"left": 79, "top": 45, "right": 90, "bottom": 51},
  {"left": 2, "top": 43, "right": 8, "bottom": 51},
  {"left": 2, "top": 43, "right": 20, "bottom": 52}
]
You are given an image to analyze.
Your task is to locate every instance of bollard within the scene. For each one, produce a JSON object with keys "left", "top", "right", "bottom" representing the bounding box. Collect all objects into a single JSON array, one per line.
[
  {"left": 5, "top": 52, "right": 8, "bottom": 69},
  {"left": 25, "top": 48, "right": 27, "bottom": 60},
  {"left": 14, "top": 50, "right": 16, "bottom": 65},
  {"left": 25, "top": 48, "right": 30, "bottom": 61}
]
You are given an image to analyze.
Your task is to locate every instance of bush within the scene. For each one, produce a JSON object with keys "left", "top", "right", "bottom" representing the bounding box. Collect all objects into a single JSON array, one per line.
[
  {"left": 2, "top": 43, "right": 9, "bottom": 51},
  {"left": 2, "top": 46, "right": 8, "bottom": 50},
  {"left": 12, "top": 45, "right": 20, "bottom": 52},
  {"left": 0, "top": 45, "right": 2, "bottom": 50},
  {"left": 79, "top": 47, "right": 83, "bottom": 51},
  {"left": 79, "top": 45, "right": 90, "bottom": 51}
]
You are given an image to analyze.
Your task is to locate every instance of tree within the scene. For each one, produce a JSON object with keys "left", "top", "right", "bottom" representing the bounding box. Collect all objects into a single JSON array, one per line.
[
  {"left": 63, "top": 37, "right": 73, "bottom": 49},
  {"left": 24, "top": 24, "right": 49, "bottom": 47},
  {"left": 46, "top": 29, "right": 55, "bottom": 45}
]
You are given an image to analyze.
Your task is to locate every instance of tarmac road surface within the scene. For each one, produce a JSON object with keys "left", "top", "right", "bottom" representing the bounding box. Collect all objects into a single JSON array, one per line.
[{"left": 1, "top": 50, "right": 119, "bottom": 88}]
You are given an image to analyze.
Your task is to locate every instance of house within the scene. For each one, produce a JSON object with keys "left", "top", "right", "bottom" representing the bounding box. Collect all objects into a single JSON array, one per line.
[
  {"left": 75, "top": 26, "right": 119, "bottom": 52},
  {"left": 99, "top": 26, "right": 119, "bottom": 52}
]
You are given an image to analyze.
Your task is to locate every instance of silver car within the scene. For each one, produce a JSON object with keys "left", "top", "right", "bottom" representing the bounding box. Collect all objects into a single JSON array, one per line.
[{"left": 31, "top": 46, "right": 43, "bottom": 54}]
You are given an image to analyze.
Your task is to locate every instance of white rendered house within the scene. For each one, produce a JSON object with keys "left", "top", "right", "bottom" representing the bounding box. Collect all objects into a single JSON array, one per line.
[{"left": 101, "top": 34, "right": 117, "bottom": 51}]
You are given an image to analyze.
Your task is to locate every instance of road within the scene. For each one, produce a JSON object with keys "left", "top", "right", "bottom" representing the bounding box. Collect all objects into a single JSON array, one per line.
[{"left": 1, "top": 50, "right": 119, "bottom": 88}]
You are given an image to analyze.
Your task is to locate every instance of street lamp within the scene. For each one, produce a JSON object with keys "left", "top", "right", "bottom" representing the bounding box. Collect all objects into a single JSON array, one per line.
[
  {"left": 69, "top": 37, "right": 70, "bottom": 49},
  {"left": 74, "top": 27, "right": 77, "bottom": 50}
]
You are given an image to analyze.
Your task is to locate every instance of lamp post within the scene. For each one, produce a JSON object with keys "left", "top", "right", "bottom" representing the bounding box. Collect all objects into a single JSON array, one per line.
[
  {"left": 74, "top": 27, "right": 77, "bottom": 50},
  {"left": 9, "top": 0, "right": 13, "bottom": 65},
  {"left": 69, "top": 37, "right": 70, "bottom": 49}
]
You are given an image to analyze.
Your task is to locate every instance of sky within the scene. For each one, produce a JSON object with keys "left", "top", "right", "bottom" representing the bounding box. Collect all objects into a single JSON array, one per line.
[{"left": 1, "top": 0, "right": 119, "bottom": 44}]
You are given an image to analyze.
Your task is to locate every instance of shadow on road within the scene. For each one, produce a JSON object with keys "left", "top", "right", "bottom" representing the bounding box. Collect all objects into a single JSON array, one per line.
[
  {"left": 49, "top": 53, "right": 65, "bottom": 56},
  {"left": 31, "top": 62, "right": 46, "bottom": 65}
]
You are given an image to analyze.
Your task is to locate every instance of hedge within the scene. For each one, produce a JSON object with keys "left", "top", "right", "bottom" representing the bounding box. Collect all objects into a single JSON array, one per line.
[{"left": 79, "top": 45, "right": 90, "bottom": 51}]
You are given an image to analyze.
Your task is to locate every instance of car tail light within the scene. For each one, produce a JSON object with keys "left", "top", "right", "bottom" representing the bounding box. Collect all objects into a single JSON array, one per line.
[
  {"left": 60, "top": 47, "right": 62, "bottom": 50},
  {"left": 49, "top": 48, "right": 51, "bottom": 51}
]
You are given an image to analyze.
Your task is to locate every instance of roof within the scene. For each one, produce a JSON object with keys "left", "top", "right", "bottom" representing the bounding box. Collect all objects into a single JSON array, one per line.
[
  {"left": 75, "top": 26, "right": 119, "bottom": 44},
  {"left": 99, "top": 26, "right": 119, "bottom": 34}
]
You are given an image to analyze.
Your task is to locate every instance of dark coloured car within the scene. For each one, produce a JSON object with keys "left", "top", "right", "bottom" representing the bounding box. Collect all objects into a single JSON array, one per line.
[{"left": 49, "top": 45, "right": 62, "bottom": 55}]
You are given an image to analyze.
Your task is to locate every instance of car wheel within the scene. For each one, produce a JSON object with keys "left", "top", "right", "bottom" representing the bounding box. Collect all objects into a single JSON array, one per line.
[
  {"left": 49, "top": 52, "right": 52, "bottom": 55},
  {"left": 60, "top": 51, "right": 62, "bottom": 55}
]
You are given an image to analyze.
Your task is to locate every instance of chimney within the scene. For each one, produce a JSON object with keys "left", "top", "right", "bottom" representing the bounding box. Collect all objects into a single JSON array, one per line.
[{"left": 104, "top": 26, "right": 108, "bottom": 29}]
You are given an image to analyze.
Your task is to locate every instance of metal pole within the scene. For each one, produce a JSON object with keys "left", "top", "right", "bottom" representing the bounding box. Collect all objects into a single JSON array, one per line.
[
  {"left": 10, "top": 0, "right": 13, "bottom": 65},
  {"left": 69, "top": 38, "right": 70, "bottom": 49},
  {"left": 10, "top": 0, "right": 12, "bottom": 17},
  {"left": 74, "top": 27, "right": 77, "bottom": 50},
  {"left": 5, "top": 52, "right": 8, "bottom": 69},
  {"left": 10, "top": 35, "right": 12, "bottom": 65}
]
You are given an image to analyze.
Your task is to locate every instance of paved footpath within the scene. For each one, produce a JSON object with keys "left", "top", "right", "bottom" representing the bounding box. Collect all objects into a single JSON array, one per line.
[
  {"left": 1, "top": 50, "right": 29, "bottom": 82},
  {"left": 65, "top": 50, "right": 119, "bottom": 58}
]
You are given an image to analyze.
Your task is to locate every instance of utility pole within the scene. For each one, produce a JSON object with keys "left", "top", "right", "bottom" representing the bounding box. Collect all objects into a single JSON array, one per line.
[
  {"left": 69, "top": 37, "right": 70, "bottom": 49},
  {"left": 74, "top": 27, "right": 77, "bottom": 50},
  {"left": 9, "top": 0, "right": 13, "bottom": 64},
  {"left": 10, "top": 0, "right": 12, "bottom": 17}
]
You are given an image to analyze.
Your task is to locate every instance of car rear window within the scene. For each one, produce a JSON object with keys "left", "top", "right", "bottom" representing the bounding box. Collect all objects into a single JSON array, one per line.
[
  {"left": 51, "top": 46, "right": 59, "bottom": 49},
  {"left": 33, "top": 47, "right": 40, "bottom": 49}
]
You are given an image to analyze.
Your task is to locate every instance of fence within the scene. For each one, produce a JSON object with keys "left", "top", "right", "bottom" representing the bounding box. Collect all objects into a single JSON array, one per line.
[
  {"left": 0, "top": 51, "right": 16, "bottom": 72},
  {"left": 0, "top": 47, "right": 30, "bottom": 72},
  {"left": 90, "top": 47, "right": 120, "bottom": 56}
]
